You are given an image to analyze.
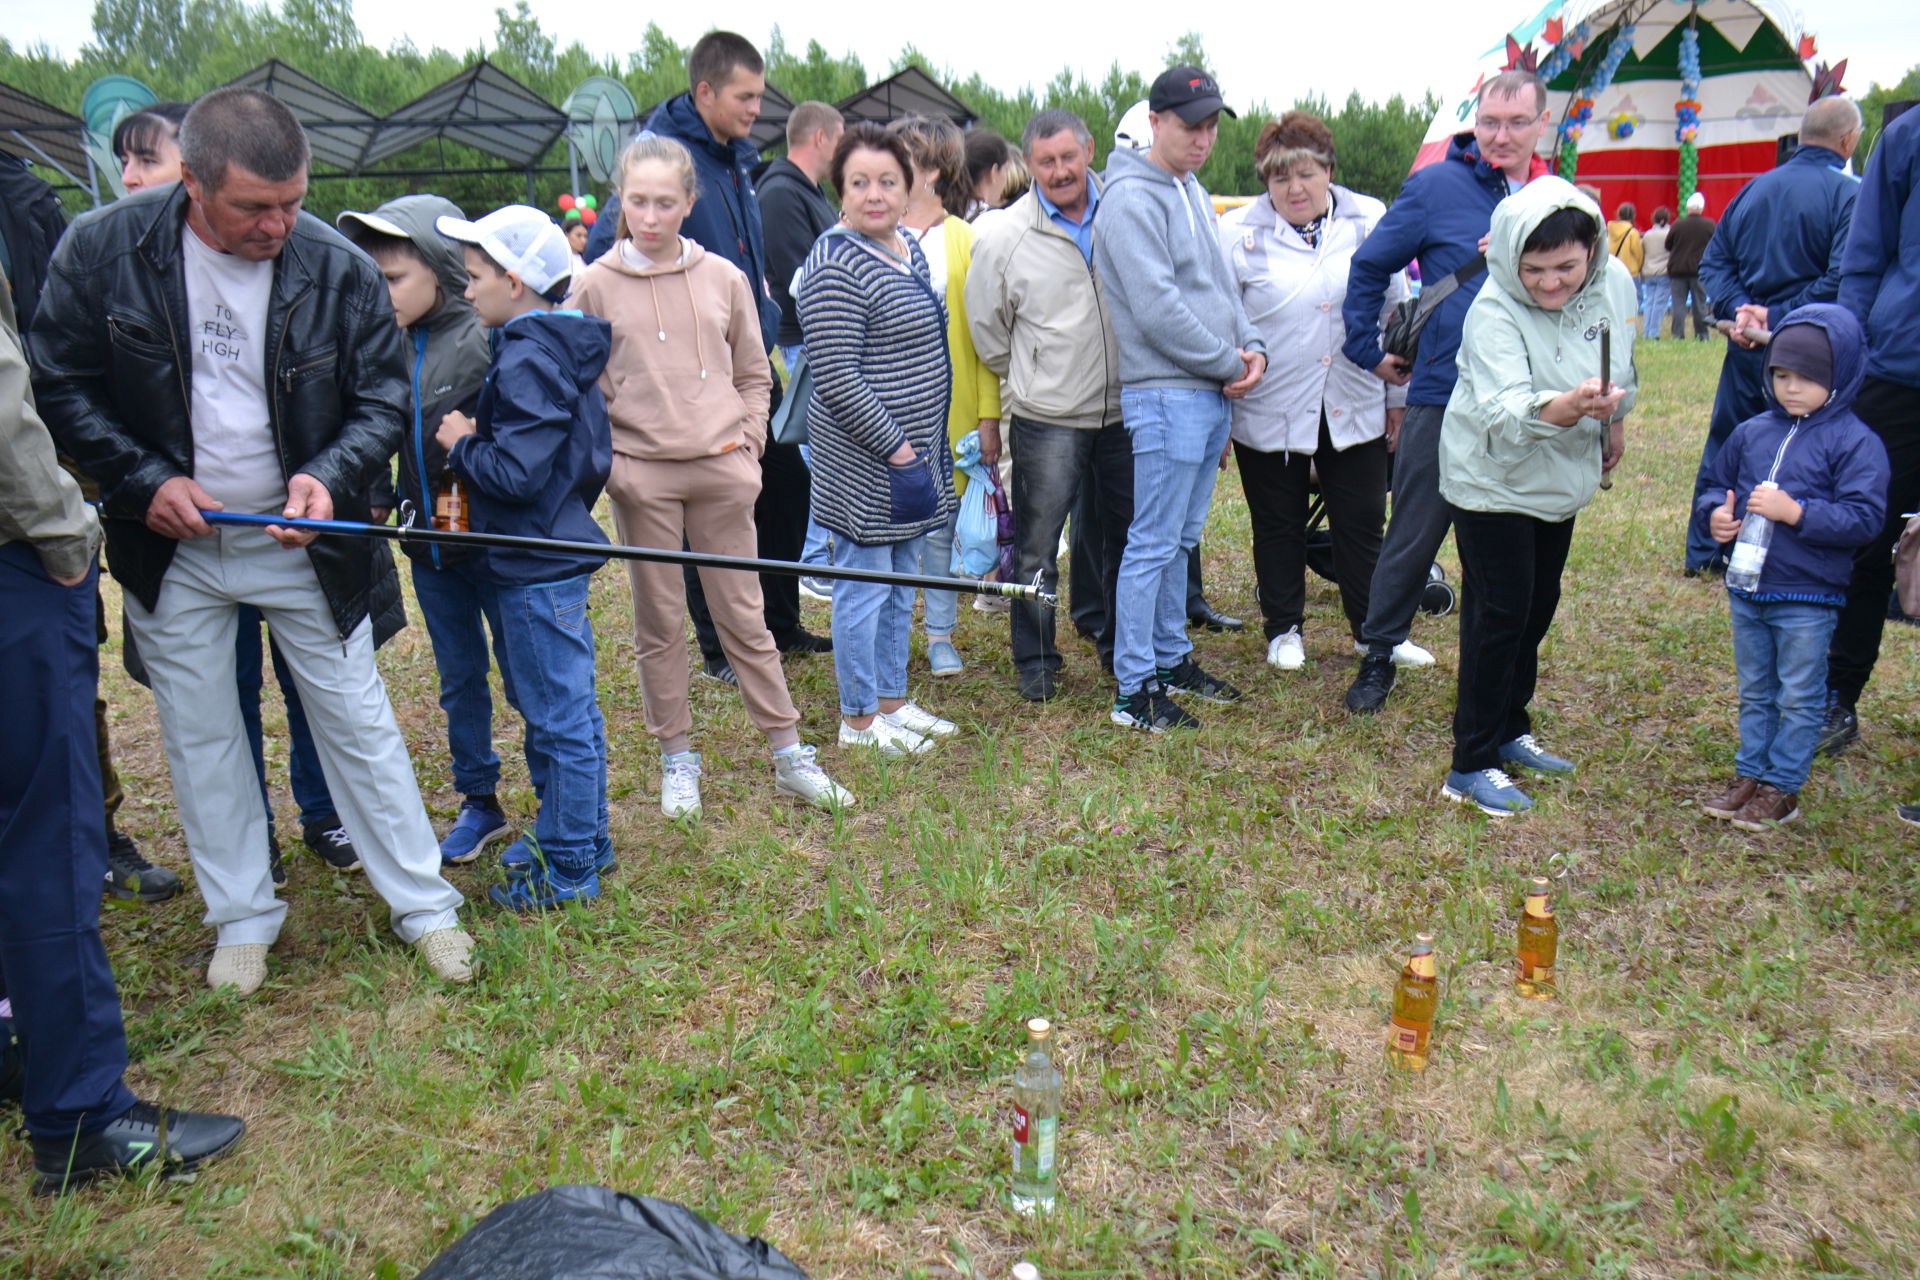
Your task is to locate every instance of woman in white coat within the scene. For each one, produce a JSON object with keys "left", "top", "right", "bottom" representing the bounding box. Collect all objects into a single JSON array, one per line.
[{"left": 1219, "top": 112, "right": 1409, "bottom": 671}]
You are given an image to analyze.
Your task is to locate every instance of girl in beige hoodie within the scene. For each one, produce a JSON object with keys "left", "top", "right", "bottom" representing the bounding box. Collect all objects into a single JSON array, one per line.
[{"left": 569, "top": 135, "right": 852, "bottom": 819}]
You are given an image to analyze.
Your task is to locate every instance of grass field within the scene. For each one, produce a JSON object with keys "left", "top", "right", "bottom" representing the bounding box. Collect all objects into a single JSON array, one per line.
[{"left": 4, "top": 338, "right": 1918, "bottom": 1279}]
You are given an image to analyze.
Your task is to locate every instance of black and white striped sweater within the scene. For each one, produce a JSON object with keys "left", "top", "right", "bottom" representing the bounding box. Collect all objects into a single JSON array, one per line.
[{"left": 796, "top": 228, "right": 955, "bottom": 546}]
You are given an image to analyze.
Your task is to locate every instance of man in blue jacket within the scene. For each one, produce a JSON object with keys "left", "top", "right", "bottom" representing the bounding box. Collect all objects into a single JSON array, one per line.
[
  {"left": 1690, "top": 96, "right": 1862, "bottom": 578},
  {"left": 1341, "top": 70, "right": 1552, "bottom": 714},
  {"left": 586, "top": 31, "right": 824, "bottom": 675},
  {"left": 1826, "top": 100, "right": 1920, "bottom": 759}
]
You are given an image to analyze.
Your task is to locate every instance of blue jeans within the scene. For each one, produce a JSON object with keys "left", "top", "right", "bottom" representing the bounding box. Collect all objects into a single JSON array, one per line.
[
  {"left": 1728, "top": 596, "right": 1838, "bottom": 793},
  {"left": 487, "top": 574, "right": 607, "bottom": 876},
  {"left": 412, "top": 559, "right": 510, "bottom": 797},
  {"left": 785, "top": 345, "right": 832, "bottom": 569},
  {"left": 235, "top": 606, "right": 335, "bottom": 831},
  {"left": 1114, "top": 386, "right": 1233, "bottom": 693},
  {"left": 1640, "top": 275, "right": 1670, "bottom": 338},
  {"left": 831, "top": 535, "right": 924, "bottom": 716},
  {"left": 921, "top": 509, "right": 960, "bottom": 635}
]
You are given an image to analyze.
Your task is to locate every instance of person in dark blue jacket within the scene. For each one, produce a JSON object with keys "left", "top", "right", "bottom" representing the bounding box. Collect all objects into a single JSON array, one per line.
[
  {"left": 584, "top": 31, "right": 826, "bottom": 676},
  {"left": 1339, "top": 70, "right": 1552, "bottom": 715},
  {"left": 433, "top": 205, "right": 614, "bottom": 911},
  {"left": 1690, "top": 96, "right": 1862, "bottom": 577},
  {"left": 1827, "top": 100, "right": 1920, "bottom": 766},
  {"left": 1695, "top": 305, "right": 1887, "bottom": 832}
]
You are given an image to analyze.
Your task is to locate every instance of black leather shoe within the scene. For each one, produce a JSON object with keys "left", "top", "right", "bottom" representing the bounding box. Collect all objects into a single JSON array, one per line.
[
  {"left": 268, "top": 833, "right": 285, "bottom": 887},
  {"left": 1189, "top": 601, "right": 1245, "bottom": 632},
  {"left": 1345, "top": 654, "right": 1397, "bottom": 715},
  {"left": 32, "top": 1101, "right": 246, "bottom": 1194},
  {"left": 775, "top": 628, "right": 833, "bottom": 654},
  {"left": 1017, "top": 667, "right": 1058, "bottom": 702}
]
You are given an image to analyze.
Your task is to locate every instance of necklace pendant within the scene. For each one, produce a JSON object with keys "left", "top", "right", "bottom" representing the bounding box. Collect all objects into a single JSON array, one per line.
[{"left": 657, "top": 330, "right": 667, "bottom": 342}]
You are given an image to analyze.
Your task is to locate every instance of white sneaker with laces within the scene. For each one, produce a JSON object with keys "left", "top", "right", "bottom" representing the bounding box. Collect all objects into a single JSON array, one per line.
[
  {"left": 1267, "top": 627, "right": 1306, "bottom": 670},
  {"left": 839, "top": 718, "right": 934, "bottom": 756},
  {"left": 882, "top": 701, "right": 957, "bottom": 738},
  {"left": 660, "top": 752, "right": 703, "bottom": 818},
  {"left": 1353, "top": 639, "right": 1436, "bottom": 667},
  {"left": 774, "top": 745, "right": 858, "bottom": 809}
]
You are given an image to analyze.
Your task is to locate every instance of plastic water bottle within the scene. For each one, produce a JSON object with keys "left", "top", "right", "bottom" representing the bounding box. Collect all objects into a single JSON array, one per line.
[{"left": 1725, "top": 481, "right": 1778, "bottom": 592}]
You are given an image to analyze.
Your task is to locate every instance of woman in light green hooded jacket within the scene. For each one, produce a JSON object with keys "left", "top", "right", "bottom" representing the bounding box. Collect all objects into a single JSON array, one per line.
[{"left": 1437, "top": 177, "right": 1638, "bottom": 818}]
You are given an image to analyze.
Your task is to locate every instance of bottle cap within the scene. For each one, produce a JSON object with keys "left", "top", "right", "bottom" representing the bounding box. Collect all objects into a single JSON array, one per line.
[
  {"left": 1411, "top": 933, "right": 1434, "bottom": 955},
  {"left": 1012, "top": 1265, "right": 1042, "bottom": 1280},
  {"left": 1026, "top": 1017, "right": 1051, "bottom": 1040},
  {"left": 1528, "top": 875, "right": 1551, "bottom": 893}
]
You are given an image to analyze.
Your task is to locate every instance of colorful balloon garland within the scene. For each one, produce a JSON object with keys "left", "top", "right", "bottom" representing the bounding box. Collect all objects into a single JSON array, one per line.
[
  {"left": 555, "top": 192, "right": 599, "bottom": 226},
  {"left": 1676, "top": 18, "right": 1703, "bottom": 205},
  {"left": 1556, "top": 22, "right": 1636, "bottom": 179}
]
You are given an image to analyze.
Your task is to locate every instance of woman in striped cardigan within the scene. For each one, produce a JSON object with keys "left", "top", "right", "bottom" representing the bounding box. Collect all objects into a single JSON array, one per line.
[{"left": 797, "top": 123, "right": 960, "bottom": 757}]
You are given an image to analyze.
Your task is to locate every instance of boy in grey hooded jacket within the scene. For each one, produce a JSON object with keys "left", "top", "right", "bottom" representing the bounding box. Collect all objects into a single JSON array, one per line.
[{"left": 1092, "top": 67, "right": 1266, "bottom": 732}]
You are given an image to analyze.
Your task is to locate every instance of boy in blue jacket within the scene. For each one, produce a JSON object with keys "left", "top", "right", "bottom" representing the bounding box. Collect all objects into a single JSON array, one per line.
[
  {"left": 1697, "top": 304, "right": 1888, "bottom": 831},
  {"left": 433, "top": 206, "right": 615, "bottom": 909}
]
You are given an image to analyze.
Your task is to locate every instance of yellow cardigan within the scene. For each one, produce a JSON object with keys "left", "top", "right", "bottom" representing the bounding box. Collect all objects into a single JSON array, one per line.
[{"left": 930, "top": 215, "right": 1001, "bottom": 493}]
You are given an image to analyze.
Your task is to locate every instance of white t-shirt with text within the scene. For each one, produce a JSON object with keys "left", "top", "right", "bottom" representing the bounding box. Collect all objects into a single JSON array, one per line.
[{"left": 182, "top": 225, "right": 285, "bottom": 515}]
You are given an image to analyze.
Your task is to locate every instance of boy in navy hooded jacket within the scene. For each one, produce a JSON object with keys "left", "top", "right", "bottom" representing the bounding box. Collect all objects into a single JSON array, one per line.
[
  {"left": 433, "top": 205, "right": 615, "bottom": 910},
  {"left": 1696, "top": 304, "right": 1888, "bottom": 831}
]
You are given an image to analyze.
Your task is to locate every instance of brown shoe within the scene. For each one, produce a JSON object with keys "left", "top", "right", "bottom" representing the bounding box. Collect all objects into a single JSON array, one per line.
[
  {"left": 1729, "top": 784, "right": 1800, "bottom": 832},
  {"left": 1702, "top": 776, "right": 1759, "bottom": 820}
]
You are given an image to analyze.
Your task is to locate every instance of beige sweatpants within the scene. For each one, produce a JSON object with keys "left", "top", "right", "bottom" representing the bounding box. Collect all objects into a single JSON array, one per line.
[{"left": 605, "top": 449, "right": 801, "bottom": 749}]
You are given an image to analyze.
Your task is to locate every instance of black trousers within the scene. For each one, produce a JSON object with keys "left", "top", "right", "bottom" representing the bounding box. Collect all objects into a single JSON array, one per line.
[
  {"left": 1234, "top": 420, "right": 1389, "bottom": 641},
  {"left": 1450, "top": 506, "right": 1575, "bottom": 774},
  {"left": 1011, "top": 416, "right": 1132, "bottom": 672},
  {"left": 688, "top": 439, "right": 811, "bottom": 661},
  {"left": 1828, "top": 377, "right": 1920, "bottom": 706}
]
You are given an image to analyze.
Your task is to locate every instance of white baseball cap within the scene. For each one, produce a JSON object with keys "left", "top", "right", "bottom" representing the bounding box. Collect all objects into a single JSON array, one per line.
[
  {"left": 435, "top": 205, "right": 573, "bottom": 295},
  {"left": 1114, "top": 100, "right": 1153, "bottom": 151}
]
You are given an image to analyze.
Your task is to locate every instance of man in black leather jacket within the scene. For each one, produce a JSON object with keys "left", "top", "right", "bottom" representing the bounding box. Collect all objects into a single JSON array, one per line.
[{"left": 31, "top": 89, "right": 473, "bottom": 995}]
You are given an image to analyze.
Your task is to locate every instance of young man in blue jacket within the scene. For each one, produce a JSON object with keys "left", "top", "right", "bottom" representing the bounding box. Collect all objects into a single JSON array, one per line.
[
  {"left": 1340, "top": 70, "right": 1552, "bottom": 715},
  {"left": 1691, "top": 96, "right": 1862, "bottom": 579},
  {"left": 1696, "top": 305, "right": 1887, "bottom": 831},
  {"left": 586, "top": 31, "right": 824, "bottom": 670},
  {"left": 1826, "top": 101, "right": 1920, "bottom": 765},
  {"left": 434, "top": 206, "right": 614, "bottom": 911}
]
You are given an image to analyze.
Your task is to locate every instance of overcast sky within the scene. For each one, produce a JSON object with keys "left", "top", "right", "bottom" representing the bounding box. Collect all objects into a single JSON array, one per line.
[{"left": 10, "top": 0, "right": 1916, "bottom": 109}]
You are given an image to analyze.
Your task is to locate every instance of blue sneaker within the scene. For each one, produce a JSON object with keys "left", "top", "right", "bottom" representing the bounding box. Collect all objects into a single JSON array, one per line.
[
  {"left": 501, "top": 835, "right": 616, "bottom": 880},
  {"left": 1442, "top": 768, "right": 1534, "bottom": 817},
  {"left": 488, "top": 867, "right": 601, "bottom": 911},
  {"left": 440, "top": 799, "right": 511, "bottom": 865},
  {"left": 927, "top": 638, "right": 964, "bottom": 677},
  {"left": 1498, "top": 734, "right": 1575, "bottom": 775}
]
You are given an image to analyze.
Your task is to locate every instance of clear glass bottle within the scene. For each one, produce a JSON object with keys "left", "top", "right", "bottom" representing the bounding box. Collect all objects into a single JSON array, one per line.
[
  {"left": 1516, "top": 875, "right": 1559, "bottom": 999},
  {"left": 433, "top": 476, "right": 469, "bottom": 532},
  {"left": 1010, "top": 1017, "right": 1061, "bottom": 1214},
  {"left": 1010, "top": 1265, "right": 1042, "bottom": 1280},
  {"left": 1724, "top": 481, "right": 1777, "bottom": 591},
  {"left": 1386, "top": 934, "right": 1438, "bottom": 1071}
]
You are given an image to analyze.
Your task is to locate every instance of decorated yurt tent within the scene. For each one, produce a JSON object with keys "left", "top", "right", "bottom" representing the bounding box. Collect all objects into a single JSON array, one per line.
[{"left": 1417, "top": 0, "right": 1826, "bottom": 220}]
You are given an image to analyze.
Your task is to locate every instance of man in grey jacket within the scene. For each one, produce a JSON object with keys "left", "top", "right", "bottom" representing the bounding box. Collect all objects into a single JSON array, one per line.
[
  {"left": 1093, "top": 67, "right": 1266, "bottom": 731},
  {"left": 968, "top": 109, "right": 1126, "bottom": 702}
]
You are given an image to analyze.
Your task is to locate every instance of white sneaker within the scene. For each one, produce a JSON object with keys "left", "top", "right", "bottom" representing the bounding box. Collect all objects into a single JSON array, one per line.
[
  {"left": 661, "top": 752, "right": 703, "bottom": 818},
  {"left": 839, "top": 718, "right": 935, "bottom": 755},
  {"left": 1353, "top": 639, "right": 1436, "bottom": 668},
  {"left": 1266, "top": 627, "right": 1305, "bottom": 670},
  {"left": 774, "top": 744, "right": 858, "bottom": 809},
  {"left": 882, "top": 701, "right": 958, "bottom": 738},
  {"left": 207, "top": 943, "right": 269, "bottom": 995},
  {"left": 972, "top": 593, "right": 1010, "bottom": 613}
]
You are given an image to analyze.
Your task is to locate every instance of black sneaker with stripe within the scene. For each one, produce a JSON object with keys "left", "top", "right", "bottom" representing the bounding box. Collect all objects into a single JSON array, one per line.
[
  {"left": 301, "top": 820, "right": 361, "bottom": 872},
  {"left": 1111, "top": 679, "right": 1200, "bottom": 732},
  {"left": 1157, "top": 656, "right": 1243, "bottom": 704}
]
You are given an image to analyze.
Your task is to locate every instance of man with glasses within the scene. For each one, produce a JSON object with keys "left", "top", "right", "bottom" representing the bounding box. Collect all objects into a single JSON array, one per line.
[{"left": 1341, "top": 70, "right": 1552, "bottom": 714}]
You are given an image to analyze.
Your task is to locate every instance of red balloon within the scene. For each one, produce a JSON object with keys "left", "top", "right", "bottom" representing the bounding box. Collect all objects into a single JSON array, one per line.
[
  {"left": 580, "top": 207, "right": 598, "bottom": 226},
  {"left": 558, "top": 193, "right": 576, "bottom": 211}
]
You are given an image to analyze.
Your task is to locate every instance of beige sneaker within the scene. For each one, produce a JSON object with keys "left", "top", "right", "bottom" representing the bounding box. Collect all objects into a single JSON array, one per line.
[
  {"left": 207, "top": 943, "right": 269, "bottom": 995},
  {"left": 416, "top": 927, "right": 476, "bottom": 982}
]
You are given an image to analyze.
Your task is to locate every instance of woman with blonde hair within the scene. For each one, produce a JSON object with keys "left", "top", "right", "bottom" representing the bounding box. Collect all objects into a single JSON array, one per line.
[
  {"left": 887, "top": 114, "right": 1002, "bottom": 677},
  {"left": 569, "top": 133, "right": 852, "bottom": 818}
]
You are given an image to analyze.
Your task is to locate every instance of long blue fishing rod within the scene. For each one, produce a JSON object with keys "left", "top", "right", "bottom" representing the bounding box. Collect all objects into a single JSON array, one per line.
[{"left": 200, "top": 504, "right": 1056, "bottom": 605}]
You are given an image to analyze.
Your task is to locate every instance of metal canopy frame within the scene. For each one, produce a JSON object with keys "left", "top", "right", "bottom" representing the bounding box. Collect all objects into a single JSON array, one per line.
[
  {"left": 0, "top": 81, "right": 92, "bottom": 188},
  {"left": 220, "top": 59, "right": 379, "bottom": 173},
  {"left": 833, "top": 66, "right": 977, "bottom": 128},
  {"left": 361, "top": 58, "right": 567, "bottom": 170}
]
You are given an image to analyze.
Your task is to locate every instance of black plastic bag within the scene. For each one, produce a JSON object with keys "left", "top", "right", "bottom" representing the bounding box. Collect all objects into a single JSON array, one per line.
[{"left": 414, "top": 1184, "right": 810, "bottom": 1280}]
